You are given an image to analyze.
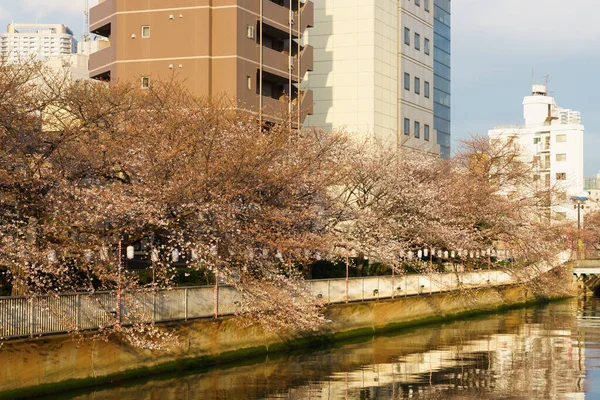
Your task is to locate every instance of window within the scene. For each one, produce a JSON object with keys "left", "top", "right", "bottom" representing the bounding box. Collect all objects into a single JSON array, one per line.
[
  {"left": 246, "top": 76, "right": 252, "bottom": 90},
  {"left": 424, "top": 124, "right": 430, "bottom": 141},
  {"left": 556, "top": 153, "right": 566, "bottom": 162},
  {"left": 414, "top": 121, "right": 420, "bottom": 138},
  {"left": 424, "top": 0, "right": 430, "bottom": 11},
  {"left": 424, "top": 81, "right": 429, "bottom": 98},
  {"left": 556, "top": 173, "right": 567, "bottom": 180},
  {"left": 404, "top": 27, "right": 410, "bottom": 45},
  {"left": 424, "top": 38, "right": 430, "bottom": 55},
  {"left": 415, "top": 0, "right": 420, "bottom": 6},
  {"left": 141, "top": 76, "right": 150, "bottom": 88},
  {"left": 533, "top": 137, "right": 540, "bottom": 144},
  {"left": 247, "top": 25, "right": 255, "bottom": 39},
  {"left": 414, "top": 77, "right": 420, "bottom": 94},
  {"left": 556, "top": 134, "right": 567, "bottom": 142},
  {"left": 142, "top": 26, "right": 150, "bottom": 38},
  {"left": 404, "top": 118, "right": 410, "bottom": 135},
  {"left": 404, "top": 73, "right": 410, "bottom": 90},
  {"left": 414, "top": 33, "right": 420, "bottom": 50}
]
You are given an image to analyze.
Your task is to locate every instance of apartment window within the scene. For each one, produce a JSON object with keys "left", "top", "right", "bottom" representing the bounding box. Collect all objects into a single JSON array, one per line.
[
  {"left": 556, "top": 172, "right": 567, "bottom": 180},
  {"left": 414, "top": 77, "right": 420, "bottom": 94},
  {"left": 141, "top": 76, "right": 150, "bottom": 88},
  {"left": 404, "top": 118, "right": 410, "bottom": 135},
  {"left": 414, "top": 33, "right": 420, "bottom": 50},
  {"left": 142, "top": 26, "right": 151, "bottom": 38},
  {"left": 533, "top": 137, "right": 540, "bottom": 144},
  {"left": 404, "top": 27, "right": 410, "bottom": 45},
  {"left": 414, "top": 121, "right": 420, "bottom": 138},
  {"left": 556, "top": 134, "right": 567, "bottom": 142},
  {"left": 424, "top": 124, "right": 430, "bottom": 141},
  {"left": 424, "top": 0, "right": 430, "bottom": 11},
  {"left": 556, "top": 153, "right": 567, "bottom": 162},
  {"left": 415, "top": 0, "right": 420, "bottom": 6},
  {"left": 246, "top": 76, "right": 252, "bottom": 90},
  {"left": 404, "top": 73, "right": 410, "bottom": 90},
  {"left": 424, "top": 81, "right": 430, "bottom": 98},
  {"left": 424, "top": 38, "right": 430, "bottom": 55},
  {"left": 247, "top": 25, "right": 255, "bottom": 39},
  {"left": 555, "top": 212, "right": 567, "bottom": 221}
]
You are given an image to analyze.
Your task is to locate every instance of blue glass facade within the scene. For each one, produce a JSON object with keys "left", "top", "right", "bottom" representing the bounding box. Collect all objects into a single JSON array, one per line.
[{"left": 434, "top": 0, "right": 451, "bottom": 158}]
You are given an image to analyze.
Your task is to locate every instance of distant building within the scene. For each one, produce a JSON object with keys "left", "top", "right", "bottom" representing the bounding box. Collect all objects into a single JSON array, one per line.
[
  {"left": 88, "top": 0, "right": 314, "bottom": 125},
  {"left": 1, "top": 23, "right": 77, "bottom": 63},
  {"left": 43, "top": 38, "right": 110, "bottom": 81},
  {"left": 304, "top": 0, "right": 450, "bottom": 157},
  {"left": 584, "top": 174, "right": 600, "bottom": 213},
  {"left": 488, "top": 84, "right": 584, "bottom": 222}
]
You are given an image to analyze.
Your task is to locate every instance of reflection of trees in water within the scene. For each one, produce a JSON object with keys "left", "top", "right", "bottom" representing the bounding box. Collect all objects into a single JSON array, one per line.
[{"left": 68, "top": 300, "right": 587, "bottom": 400}]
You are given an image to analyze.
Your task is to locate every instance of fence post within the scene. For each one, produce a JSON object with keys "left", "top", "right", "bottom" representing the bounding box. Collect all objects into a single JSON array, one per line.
[
  {"left": 214, "top": 271, "right": 219, "bottom": 319},
  {"left": 153, "top": 290, "right": 156, "bottom": 323},
  {"left": 362, "top": 278, "right": 364, "bottom": 301},
  {"left": 29, "top": 296, "right": 35, "bottom": 338},
  {"left": 184, "top": 288, "right": 188, "bottom": 321},
  {"left": 76, "top": 294, "right": 81, "bottom": 330}
]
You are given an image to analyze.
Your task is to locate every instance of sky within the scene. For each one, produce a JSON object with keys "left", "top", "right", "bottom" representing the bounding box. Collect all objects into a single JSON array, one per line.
[{"left": 1, "top": 0, "right": 599, "bottom": 175}]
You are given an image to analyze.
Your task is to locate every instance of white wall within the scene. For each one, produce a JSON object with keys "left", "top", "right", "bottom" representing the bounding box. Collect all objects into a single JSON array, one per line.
[{"left": 305, "top": 0, "right": 438, "bottom": 153}]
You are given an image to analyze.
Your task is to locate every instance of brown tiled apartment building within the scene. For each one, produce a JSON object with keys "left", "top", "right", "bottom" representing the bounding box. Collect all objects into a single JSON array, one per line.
[{"left": 89, "top": 0, "right": 314, "bottom": 123}]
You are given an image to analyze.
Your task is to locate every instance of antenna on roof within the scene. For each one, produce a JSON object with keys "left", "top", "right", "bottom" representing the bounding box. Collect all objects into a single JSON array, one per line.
[
  {"left": 542, "top": 74, "right": 550, "bottom": 89},
  {"left": 83, "top": 0, "right": 90, "bottom": 43}
]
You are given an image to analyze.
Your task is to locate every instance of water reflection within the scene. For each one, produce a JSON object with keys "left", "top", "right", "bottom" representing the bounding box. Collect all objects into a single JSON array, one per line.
[{"left": 62, "top": 297, "right": 600, "bottom": 400}]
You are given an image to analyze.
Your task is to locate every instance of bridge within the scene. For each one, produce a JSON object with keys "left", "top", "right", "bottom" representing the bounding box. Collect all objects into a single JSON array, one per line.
[{"left": 573, "top": 257, "right": 600, "bottom": 295}]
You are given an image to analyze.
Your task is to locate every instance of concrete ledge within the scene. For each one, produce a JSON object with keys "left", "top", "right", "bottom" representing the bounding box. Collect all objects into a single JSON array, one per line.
[{"left": 0, "top": 283, "right": 571, "bottom": 398}]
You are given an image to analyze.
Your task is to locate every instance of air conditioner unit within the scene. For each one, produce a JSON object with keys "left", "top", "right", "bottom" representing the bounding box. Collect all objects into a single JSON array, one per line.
[{"left": 247, "top": 25, "right": 255, "bottom": 39}]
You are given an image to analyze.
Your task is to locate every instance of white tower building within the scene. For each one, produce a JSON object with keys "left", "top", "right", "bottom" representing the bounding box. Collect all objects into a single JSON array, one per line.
[
  {"left": 488, "top": 84, "right": 584, "bottom": 221},
  {"left": 1, "top": 23, "right": 77, "bottom": 63}
]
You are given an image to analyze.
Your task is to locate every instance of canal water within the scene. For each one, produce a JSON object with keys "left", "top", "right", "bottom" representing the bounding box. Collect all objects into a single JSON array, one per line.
[{"left": 55, "top": 297, "right": 600, "bottom": 399}]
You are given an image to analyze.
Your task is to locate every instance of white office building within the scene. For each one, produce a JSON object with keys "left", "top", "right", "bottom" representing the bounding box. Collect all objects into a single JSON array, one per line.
[
  {"left": 304, "top": 0, "right": 450, "bottom": 157},
  {"left": 1, "top": 23, "right": 77, "bottom": 63},
  {"left": 488, "top": 84, "right": 584, "bottom": 221}
]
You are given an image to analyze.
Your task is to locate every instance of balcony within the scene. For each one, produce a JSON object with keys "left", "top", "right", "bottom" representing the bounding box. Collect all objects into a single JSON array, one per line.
[
  {"left": 297, "top": 1, "right": 314, "bottom": 34},
  {"left": 262, "top": 46, "right": 292, "bottom": 78},
  {"left": 89, "top": 0, "right": 115, "bottom": 37},
  {"left": 261, "top": 44, "right": 313, "bottom": 82},
  {"left": 89, "top": 45, "right": 114, "bottom": 80},
  {"left": 293, "top": 89, "right": 313, "bottom": 119},
  {"left": 263, "top": 1, "right": 293, "bottom": 33},
  {"left": 262, "top": 1, "right": 314, "bottom": 38},
  {"left": 294, "top": 44, "right": 313, "bottom": 78}
]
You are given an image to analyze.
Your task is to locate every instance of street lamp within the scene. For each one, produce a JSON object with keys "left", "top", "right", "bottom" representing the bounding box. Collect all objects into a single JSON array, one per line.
[{"left": 571, "top": 191, "right": 589, "bottom": 260}]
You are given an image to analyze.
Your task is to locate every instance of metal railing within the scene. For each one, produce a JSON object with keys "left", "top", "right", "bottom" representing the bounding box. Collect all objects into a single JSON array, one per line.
[{"left": 0, "top": 269, "right": 543, "bottom": 340}]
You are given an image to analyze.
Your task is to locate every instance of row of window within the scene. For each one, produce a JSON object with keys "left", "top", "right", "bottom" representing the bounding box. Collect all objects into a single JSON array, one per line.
[
  {"left": 534, "top": 134, "right": 568, "bottom": 144},
  {"left": 403, "top": 118, "right": 430, "bottom": 141},
  {"left": 404, "top": 28, "right": 430, "bottom": 55},
  {"left": 533, "top": 173, "right": 568, "bottom": 182},
  {"left": 403, "top": 73, "right": 430, "bottom": 98},
  {"left": 410, "top": 0, "right": 431, "bottom": 12}
]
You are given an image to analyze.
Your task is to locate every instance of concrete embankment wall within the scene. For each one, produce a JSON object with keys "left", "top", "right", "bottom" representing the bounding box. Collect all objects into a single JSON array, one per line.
[{"left": 0, "top": 282, "right": 571, "bottom": 398}]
